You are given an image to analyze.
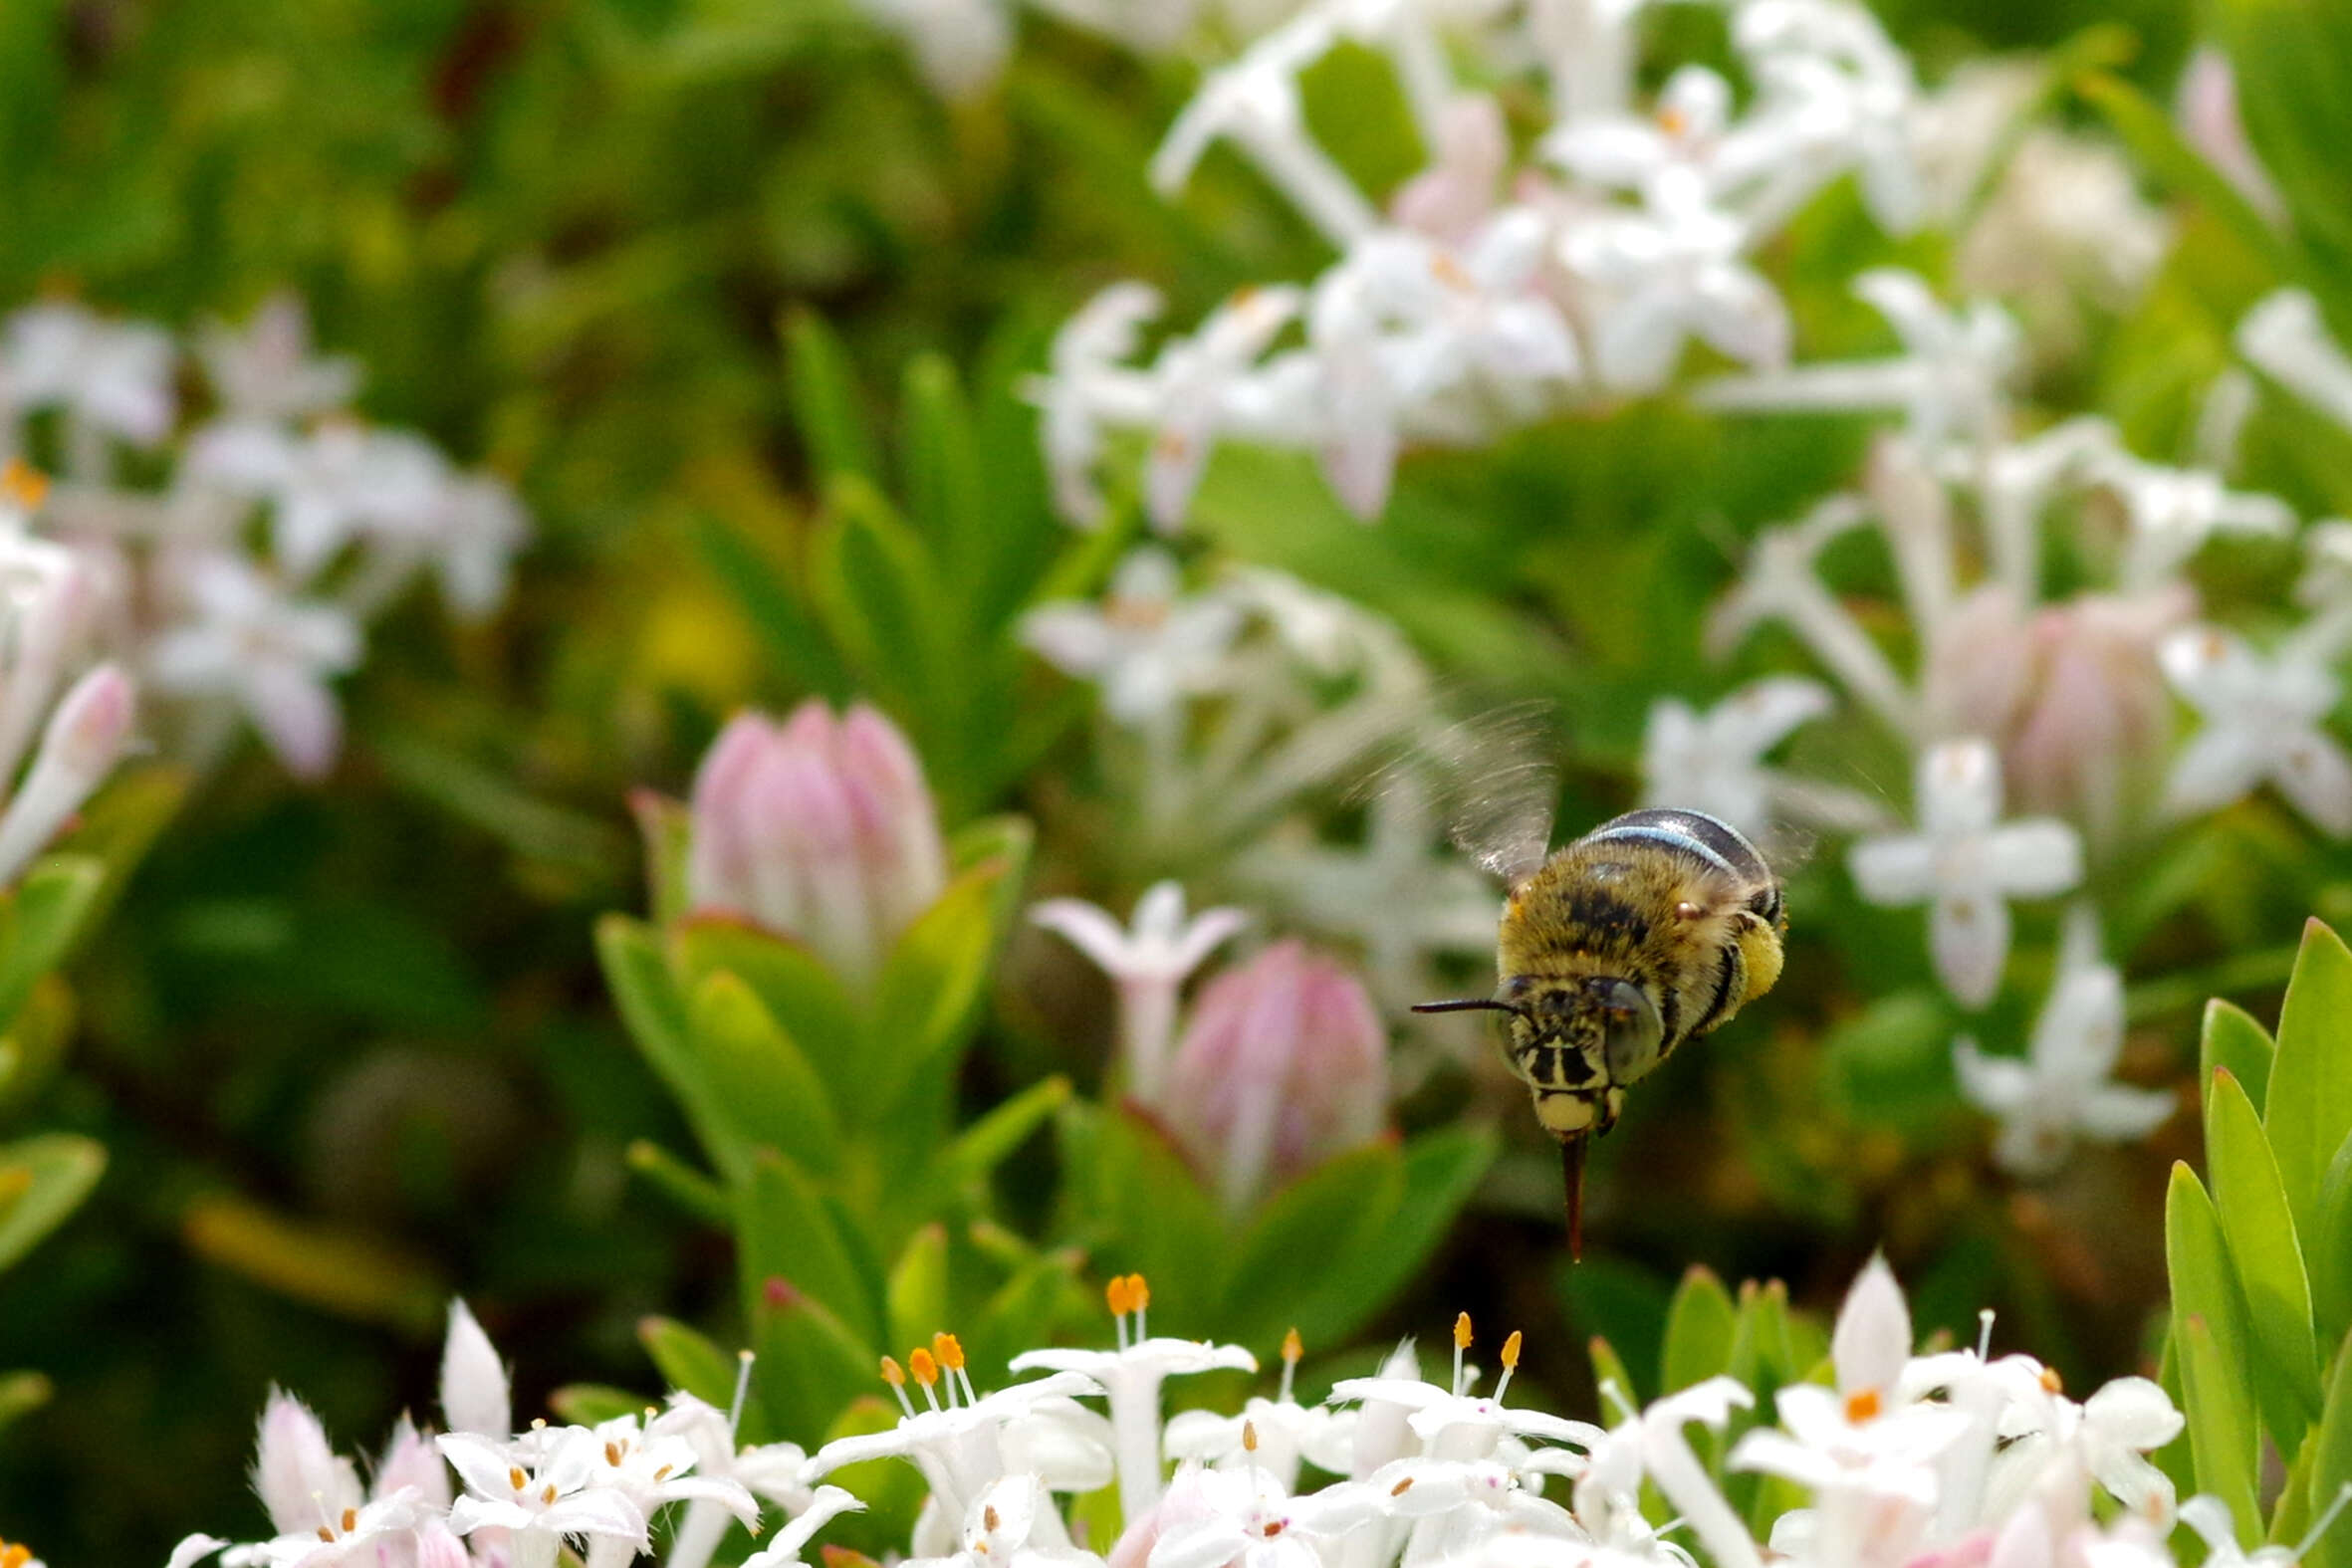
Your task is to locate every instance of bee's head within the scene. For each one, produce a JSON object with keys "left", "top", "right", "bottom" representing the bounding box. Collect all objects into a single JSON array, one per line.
[{"left": 1415, "top": 976, "right": 1664, "bottom": 1088}]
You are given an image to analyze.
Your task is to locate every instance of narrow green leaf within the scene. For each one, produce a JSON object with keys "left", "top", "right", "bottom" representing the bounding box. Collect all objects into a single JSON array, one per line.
[
  {"left": 809, "top": 484, "right": 945, "bottom": 717},
  {"left": 627, "top": 791, "right": 695, "bottom": 929},
  {"left": 2074, "top": 71, "right": 2300, "bottom": 284},
  {"left": 752, "top": 1282, "right": 878, "bottom": 1446},
  {"left": 2216, "top": 0, "right": 2352, "bottom": 292},
  {"left": 2268, "top": 919, "right": 2352, "bottom": 1237},
  {"left": 867, "top": 858, "right": 1010, "bottom": 1113},
  {"left": 1662, "top": 1266, "right": 1740, "bottom": 1396},
  {"left": 784, "top": 310, "right": 878, "bottom": 482},
  {"left": 2169, "top": 1163, "right": 2261, "bottom": 1511},
  {"left": 937, "top": 1076, "right": 1072, "bottom": 1190},
  {"left": 2202, "top": 1000, "right": 2275, "bottom": 1113},
  {"left": 1588, "top": 1335, "right": 1642, "bottom": 1414},
  {"left": 1057, "top": 1103, "right": 1222, "bottom": 1334},
  {"left": 0, "top": 1371, "right": 49, "bottom": 1431},
  {"left": 1220, "top": 1144, "right": 1406, "bottom": 1350},
  {"left": 598, "top": 916, "right": 749, "bottom": 1185},
  {"left": 2311, "top": 1328, "right": 2352, "bottom": 1568},
  {"left": 900, "top": 355, "right": 989, "bottom": 583},
  {"left": 623, "top": 1140, "right": 730, "bottom": 1228},
  {"left": 739, "top": 1151, "right": 883, "bottom": 1351},
  {"left": 690, "top": 511, "right": 851, "bottom": 702},
  {"left": 638, "top": 1315, "right": 739, "bottom": 1410},
  {"left": 689, "top": 970, "right": 845, "bottom": 1176},
  {"left": 2314, "top": 1131, "right": 2352, "bottom": 1349},
  {"left": 0, "top": 858, "right": 101, "bottom": 1030},
  {"left": 2210, "top": 1066, "right": 2324, "bottom": 1444},
  {"left": 2181, "top": 1312, "right": 2263, "bottom": 1547},
  {"left": 885, "top": 1223, "right": 950, "bottom": 1360},
  {"left": 551, "top": 1384, "right": 649, "bottom": 1427},
  {"left": 0, "top": 1133, "right": 103, "bottom": 1271},
  {"left": 670, "top": 920, "right": 861, "bottom": 1111},
  {"left": 1307, "top": 1127, "right": 1495, "bottom": 1349}
]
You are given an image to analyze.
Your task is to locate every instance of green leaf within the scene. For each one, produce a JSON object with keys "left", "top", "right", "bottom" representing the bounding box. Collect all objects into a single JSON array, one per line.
[
  {"left": 739, "top": 1150, "right": 882, "bottom": 1350},
  {"left": 2210, "top": 1066, "right": 2324, "bottom": 1445},
  {"left": 2315, "top": 1131, "right": 2352, "bottom": 1349},
  {"left": 689, "top": 970, "right": 845, "bottom": 1176},
  {"left": 809, "top": 484, "right": 945, "bottom": 717},
  {"left": 784, "top": 309, "right": 878, "bottom": 483},
  {"left": 2181, "top": 1312, "right": 2264, "bottom": 1548},
  {"left": 1662, "top": 1266, "right": 1741, "bottom": 1396},
  {"left": 900, "top": 354, "right": 988, "bottom": 585},
  {"left": 0, "top": 1133, "right": 103, "bottom": 1271},
  {"left": 0, "top": 1370, "right": 48, "bottom": 1432},
  {"left": 0, "top": 974, "right": 77, "bottom": 1120},
  {"left": 2311, "top": 1328, "right": 2352, "bottom": 1568},
  {"left": 551, "top": 1384, "right": 651, "bottom": 1427},
  {"left": 1057, "top": 1103, "right": 1222, "bottom": 1334},
  {"left": 2074, "top": 71, "right": 2301, "bottom": 285},
  {"left": 867, "top": 858, "right": 1012, "bottom": 1114},
  {"left": 1307, "top": 1127, "right": 1495, "bottom": 1349},
  {"left": 623, "top": 1140, "right": 731, "bottom": 1228},
  {"left": 886, "top": 1223, "right": 950, "bottom": 1359},
  {"left": 936, "top": 1075, "right": 1072, "bottom": 1190},
  {"left": 2168, "top": 1163, "right": 2261, "bottom": 1510},
  {"left": 638, "top": 1315, "right": 740, "bottom": 1410},
  {"left": 1588, "top": 1334, "right": 1642, "bottom": 1414},
  {"left": 1221, "top": 1144, "right": 1406, "bottom": 1350},
  {"left": 599, "top": 916, "right": 751, "bottom": 1185},
  {"left": 691, "top": 510, "right": 851, "bottom": 702},
  {"left": 752, "top": 1282, "right": 879, "bottom": 1446},
  {"left": 2215, "top": 0, "right": 2352, "bottom": 293},
  {"left": 2269, "top": 920, "right": 2352, "bottom": 1239},
  {"left": 670, "top": 919, "right": 861, "bottom": 1110},
  {"left": 627, "top": 791, "right": 695, "bottom": 929},
  {"left": 0, "top": 857, "right": 102, "bottom": 1030},
  {"left": 2202, "top": 1000, "right": 2276, "bottom": 1114}
]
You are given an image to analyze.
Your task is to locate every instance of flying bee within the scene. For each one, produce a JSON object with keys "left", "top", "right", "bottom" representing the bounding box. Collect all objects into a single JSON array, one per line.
[{"left": 1409, "top": 736, "right": 1788, "bottom": 1256}]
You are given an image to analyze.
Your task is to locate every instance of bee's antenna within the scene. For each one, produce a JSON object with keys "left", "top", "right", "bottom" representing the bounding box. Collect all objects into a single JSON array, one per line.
[
  {"left": 1561, "top": 1139, "right": 1587, "bottom": 1261},
  {"left": 1412, "top": 999, "right": 1527, "bottom": 1019}
]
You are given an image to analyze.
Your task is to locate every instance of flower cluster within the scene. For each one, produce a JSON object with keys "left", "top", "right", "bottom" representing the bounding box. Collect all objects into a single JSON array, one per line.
[
  {"left": 1021, "top": 553, "right": 1495, "bottom": 1024},
  {"left": 170, "top": 1260, "right": 2344, "bottom": 1568},
  {"left": 4, "top": 295, "right": 528, "bottom": 780}
]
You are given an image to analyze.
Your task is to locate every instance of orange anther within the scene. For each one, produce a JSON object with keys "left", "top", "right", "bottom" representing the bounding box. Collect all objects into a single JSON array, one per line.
[
  {"left": 1107, "top": 1276, "right": 1133, "bottom": 1316},
  {"left": 341, "top": 1509, "right": 356, "bottom": 1533},
  {"left": 2, "top": 1548, "right": 33, "bottom": 1568},
  {"left": 1391, "top": 1477, "right": 1415, "bottom": 1496},
  {"left": 0, "top": 460, "right": 47, "bottom": 512},
  {"left": 509, "top": 1466, "right": 528, "bottom": 1491},
  {"left": 1453, "top": 1312, "right": 1473, "bottom": 1350},
  {"left": 542, "top": 1483, "right": 558, "bottom": 1504},
  {"left": 1501, "top": 1330, "right": 1523, "bottom": 1371},
  {"left": 655, "top": 1464, "right": 673, "bottom": 1480},
  {"left": 1244, "top": 1419, "right": 1260, "bottom": 1453},
  {"left": 935, "top": 1332, "right": 967, "bottom": 1371},
  {"left": 1128, "top": 1274, "right": 1150, "bottom": 1311},
  {"left": 880, "top": 1355, "right": 906, "bottom": 1387},
  {"left": 985, "top": 1506, "right": 1001, "bottom": 1532},
  {"left": 1263, "top": 1521, "right": 1286, "bottom": 1537},
  {"left": 2039, "top": 1366, "right": 2063, "bottom": 1394},
  {"left": 909, "top": 1348, "right": 940, "bottom": 1386},
  {"left": 316, "top": 1528, "right": 335, "bottom": 1543},
  {"left": 1283, "top": 1327, "right": 1302, "bottom": 1365},
  {"left": 605, "top": 1442, "right": 622, "bottom": 1466},
  {"left": 1844, "top": 1389, "right": 1881, "bottom": 1423}
]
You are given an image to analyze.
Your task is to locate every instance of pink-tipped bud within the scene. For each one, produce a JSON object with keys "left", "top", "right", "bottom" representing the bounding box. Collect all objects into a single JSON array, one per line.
[
  {"left": 0, "top": 663, "right": 134, "bottom": 886},
  {"left": 1161, "top": 940, "right": 1389, "bottom": 1213},
  {"left": 682, "top": 700, "right": 947, "bottom": 986}
]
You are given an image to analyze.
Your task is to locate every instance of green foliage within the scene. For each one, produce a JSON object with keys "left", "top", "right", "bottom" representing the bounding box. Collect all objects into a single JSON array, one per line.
[{"left": 2166, "top": 920, "right": 2352, "bottom": 1551}]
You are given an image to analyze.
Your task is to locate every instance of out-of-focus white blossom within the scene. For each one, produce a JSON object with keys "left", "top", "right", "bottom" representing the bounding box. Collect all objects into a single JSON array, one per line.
[
  {"left": 1848, "top": 740, "right": 2082, "bottom": 1007},
  {"left": 1021, "top": 549, "right": 1245, "bottom": 724},
  {"left": 1032, "top": 880, "right": 1250, "bottom": 1100},
  {"left": 2238, "top": 288, "right": 2352, "bottom": 434},
  {"left": 2160, "top": 624, "right": 2352, "bottom": 836},
  {"left": 1642, "top": 676, "right": 1886, "bottom": 841}
]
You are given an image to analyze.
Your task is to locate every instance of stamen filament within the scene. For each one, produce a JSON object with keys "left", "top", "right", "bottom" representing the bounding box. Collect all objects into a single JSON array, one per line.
[
  {"left": 2295, "top": 1482, "right": 2352, "bottom": 1558},
  {"left": 880, "top": 1356, "right": 917, "bottom": 1419},
  {"left": 730, "top": 1348, "right": 756, "bottom": 1435},
  {"left": 1280, "top": 1327, "right": 1301, "bottom": 1404},
  {"left": 1976, "top": 1309, "right": 1995, "bottom": 1362},
  {"left": 1452, "top": 1312, "right": 1472, "bottom": 1398},
  {"left": 1495, "top": 1330, "right": 1523, "bottom": 1403}
]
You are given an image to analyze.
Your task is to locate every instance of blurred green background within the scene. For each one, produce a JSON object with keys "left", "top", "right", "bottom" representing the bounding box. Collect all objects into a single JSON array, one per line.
[{"left": 21, "top": 0, "right": 2352, "bottom": 1560}]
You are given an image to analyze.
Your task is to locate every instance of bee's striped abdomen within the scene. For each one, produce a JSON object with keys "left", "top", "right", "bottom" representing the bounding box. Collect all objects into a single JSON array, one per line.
[{"left": 1580, "top": 807, "right": 1771, "bottom": 886}]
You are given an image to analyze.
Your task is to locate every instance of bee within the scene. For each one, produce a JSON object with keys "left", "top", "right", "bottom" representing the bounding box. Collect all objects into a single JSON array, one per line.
[{"left": 1414, "top": 805, "right": 1788, "bottom": 1257}]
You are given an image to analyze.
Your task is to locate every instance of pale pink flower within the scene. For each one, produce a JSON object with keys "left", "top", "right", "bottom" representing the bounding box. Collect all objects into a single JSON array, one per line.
[
  {"left": 1160, "top": 940, "right": 1389, "bottom": 1212},
  {"left": 683, "top": 701, "right": 949, "bottom": 985},
  {"left": 1392, "top": 96, "right": 1511, "bottom": 243}
]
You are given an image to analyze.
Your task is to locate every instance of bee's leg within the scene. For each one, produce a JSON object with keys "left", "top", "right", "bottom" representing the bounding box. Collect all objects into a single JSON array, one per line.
[{"left": 1591, "top": 1086, "right": 1627, "bottom": 1136}]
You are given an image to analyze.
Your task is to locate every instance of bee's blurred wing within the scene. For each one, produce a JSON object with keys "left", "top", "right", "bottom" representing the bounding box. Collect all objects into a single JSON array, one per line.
[{"left": 1356, "top": 700, "right": 1558, "bottom": 886}]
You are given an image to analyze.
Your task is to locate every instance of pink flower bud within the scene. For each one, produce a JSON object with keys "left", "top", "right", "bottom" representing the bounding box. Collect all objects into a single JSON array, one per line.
[
  {"left": 0, "top": 662, "right": 134, "bottom": 886},
  {"left": 683, "top": 700, "right": 948, "bottom": 986},
  {"left": 1161, "top": 940, "right": 1389, "bottom": 1212}
]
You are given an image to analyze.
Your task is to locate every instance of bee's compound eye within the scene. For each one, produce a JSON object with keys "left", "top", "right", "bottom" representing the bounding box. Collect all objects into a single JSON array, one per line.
[{"left": 1590, "top": 978, "right": 1663, "bottom": 1084}]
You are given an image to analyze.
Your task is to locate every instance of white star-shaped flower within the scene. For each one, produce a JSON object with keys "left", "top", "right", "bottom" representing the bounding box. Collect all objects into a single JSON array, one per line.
[
  {"left": 1021, "top": 549, "right": 1244, "bottom": 724},
  {"left": 1848, "top": 739, "right": 2082, "bottom": 1007},
  {"left": 2160, "top": 625, "right": 2352, "bottom": 836}
]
